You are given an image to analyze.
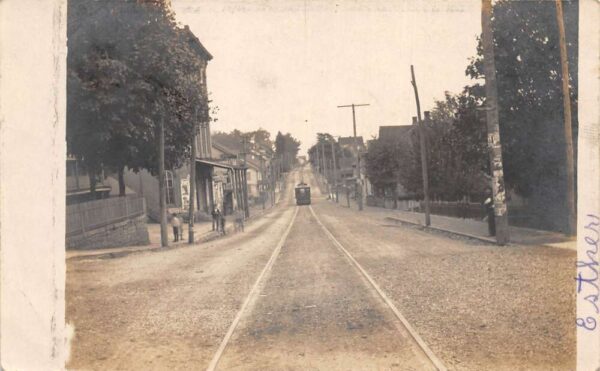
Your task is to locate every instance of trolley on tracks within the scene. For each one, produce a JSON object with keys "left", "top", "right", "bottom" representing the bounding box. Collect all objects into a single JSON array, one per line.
[{"left": 294, "top": 182, "right": 311, "bottom": 205}]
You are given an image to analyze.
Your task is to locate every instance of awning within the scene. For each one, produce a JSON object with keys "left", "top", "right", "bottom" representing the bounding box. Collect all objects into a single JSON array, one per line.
[{"left": 195, "top": 158, "right": 246, "bottom": 171}]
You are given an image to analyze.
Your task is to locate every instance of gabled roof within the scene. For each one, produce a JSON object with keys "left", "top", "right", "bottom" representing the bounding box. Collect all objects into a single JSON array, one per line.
[
  {"left": 378, "top": 125, "right": 414, "bottom": 141},
  {"left": 212, "top": 133, "right": 243, "bottom": 152},
  {"left": 339, "top": 136, "right": 364, "bottom": 147},
  {"left": 212, "top": 138, "right": 262, "bottom": 170},
  {"left": 212, "top": 140, "right": 238, "bottom": 158},
  {"left": 180, "top": 26, "right": 213, "bottom": 61}
]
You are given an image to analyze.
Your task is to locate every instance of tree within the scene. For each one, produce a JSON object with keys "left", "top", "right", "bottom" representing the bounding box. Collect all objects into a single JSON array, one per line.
[
  {"left": 68, "top": 0, "right": 209, "bottom": 246},
  {"left": 424, "top": 91, "right": 488, "bottom": 200},
  {"left": 466, "top": 0, "right": 578, "bottom": 231},
  {"left": 365, "top": 91, "right": 488, "bottom": 202},
  {"left": 275, "top": 132, "right": 301, "bottom": 172},
  {"left": 250, "top": 128, "right": 274, "bottom": 150},
  {"left": 365, "top": 138, "right": 406, "bottom": 197},
  {"left": 307, "top": 133, "right": 344, "bottom": 174},
  {"left": 67, "top": 0, "right": 208, "bottom": 195}
]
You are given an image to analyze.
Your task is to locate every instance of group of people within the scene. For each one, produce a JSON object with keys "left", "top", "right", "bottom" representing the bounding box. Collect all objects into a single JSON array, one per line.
[
  {"left": 211, "top": 208, "right": 226, "bottom": 235},
  {"left": 169, "top": 207, "right": 246, "bottom": 243},
  {"left": 211, "top": 207, "right": 245, "bottom": 235}
]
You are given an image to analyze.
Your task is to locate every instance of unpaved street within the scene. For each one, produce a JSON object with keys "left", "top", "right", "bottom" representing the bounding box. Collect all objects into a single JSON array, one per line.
[
  {"left": 67, "top": 167, "right": 575, "bottom": 370},
  {"left": 217, "top": 205, "right": 434, "bottom": 370},
  {"left": 67, "top": 171, "right": 301, "bottom": 370}
]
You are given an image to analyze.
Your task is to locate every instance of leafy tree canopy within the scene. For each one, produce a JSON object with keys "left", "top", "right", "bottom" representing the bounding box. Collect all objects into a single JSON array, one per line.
[
  {"left": 67, "top": 0, "right": 209, "bottom": 179},
  {"left": 275, "top": 131, "right": 301, "bottom": 172},
  {"left": 466, "top": 0, "right": 578, "bottom": 229}
]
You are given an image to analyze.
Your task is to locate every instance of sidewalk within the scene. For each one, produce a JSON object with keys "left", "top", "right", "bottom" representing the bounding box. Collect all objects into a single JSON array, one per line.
[
  {"left": 66, "top": 219, "right": 218, "bottom": 260},
  {"left": 67, "top": 195, "right": 285, "bottom": 260},
  {"left": 335, "top": 198, "right": 575, "bottom": 250}
]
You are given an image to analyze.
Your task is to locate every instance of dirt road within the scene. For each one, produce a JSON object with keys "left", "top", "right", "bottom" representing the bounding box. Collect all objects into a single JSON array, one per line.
[
  {"left": 67, "top": 171, "right": 300, "bottom": 370},
  {"left": 216, "top": 205, "right": 435, "bottom": 370},
  {"left": 67, "top": 166, "right": 575, "bottom": 370}
]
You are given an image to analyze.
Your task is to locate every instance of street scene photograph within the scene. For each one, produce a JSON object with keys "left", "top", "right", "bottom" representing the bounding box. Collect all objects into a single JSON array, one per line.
[{"left": 64, "top": 0, "right": 580, "bottom": 370}]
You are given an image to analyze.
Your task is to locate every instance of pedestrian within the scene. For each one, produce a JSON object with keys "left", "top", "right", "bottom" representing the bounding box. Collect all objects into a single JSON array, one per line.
[
  {"left": 170, "top": 213, "right": 181, "bottom": 242},
  {"left": 220, "top": 211, "right": 226, "bottom": 235},
  {"left": 483, "top": 188, "right": 496, "bottom": 237},
  {"left": 211, "top": 207, "right": 218, "bottom": 231}
]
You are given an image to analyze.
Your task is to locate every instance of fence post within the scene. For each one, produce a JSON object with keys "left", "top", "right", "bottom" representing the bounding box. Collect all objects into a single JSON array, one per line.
[{"left": 125, "top": 196, "right": 130, "bottom": 218}]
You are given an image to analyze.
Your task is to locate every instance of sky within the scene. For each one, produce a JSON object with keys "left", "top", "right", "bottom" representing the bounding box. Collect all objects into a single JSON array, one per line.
[{"left": 171, "top": 0, "right": 482, "bottom": 154}]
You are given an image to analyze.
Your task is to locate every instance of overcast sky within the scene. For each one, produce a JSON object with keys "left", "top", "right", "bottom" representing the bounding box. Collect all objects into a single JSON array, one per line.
[{"left": 171, "top": 0, "right": 482, "bottom": 154}]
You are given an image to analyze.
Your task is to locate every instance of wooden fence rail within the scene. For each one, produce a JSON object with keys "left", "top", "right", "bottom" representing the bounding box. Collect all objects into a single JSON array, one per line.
[{"left": 66, "top": 196, "right": 146, "bottom": 237}]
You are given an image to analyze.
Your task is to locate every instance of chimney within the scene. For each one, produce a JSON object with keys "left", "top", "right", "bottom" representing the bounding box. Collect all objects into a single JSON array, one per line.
[
  {"left": 412, "top": 116, "right": 418, "bottom": 125},
  {"left": 424, "top": 111, "right": 431, "bottom": 123}
]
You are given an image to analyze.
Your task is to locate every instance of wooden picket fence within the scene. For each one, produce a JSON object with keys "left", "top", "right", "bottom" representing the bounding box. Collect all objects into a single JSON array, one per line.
[{"left": 66, "top": 196, "right": 146, "bottom": 237}]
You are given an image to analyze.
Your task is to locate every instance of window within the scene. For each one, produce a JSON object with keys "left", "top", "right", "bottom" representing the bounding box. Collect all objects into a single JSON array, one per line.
[{"left": 165, "top": 171, "right": 175, "bottom": 205}]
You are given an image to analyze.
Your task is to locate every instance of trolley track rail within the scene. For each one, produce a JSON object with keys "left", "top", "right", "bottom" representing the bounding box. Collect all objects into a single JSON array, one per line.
[
  {"left": 309, "top": 205, "right": 447, "bottom": 371},
  {"left": 206, "top": 206, "right": 299, "bottom": 371},
  {"left": 207, "top": 166, "right": 446, "bottom": 370}
]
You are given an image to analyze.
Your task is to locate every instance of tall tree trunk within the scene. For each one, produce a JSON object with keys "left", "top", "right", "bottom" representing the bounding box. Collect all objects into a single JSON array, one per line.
[
  {"left": 158, "top": 117, "right": 169, "bottom": 247},
  {"left": 118, "top": 165, "right": 126, "bottom": 197}
]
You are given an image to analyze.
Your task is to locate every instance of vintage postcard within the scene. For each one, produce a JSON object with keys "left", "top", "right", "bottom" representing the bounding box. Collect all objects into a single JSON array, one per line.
[{"left": 1, "top": 0, "right": 599, "bottom": 370}]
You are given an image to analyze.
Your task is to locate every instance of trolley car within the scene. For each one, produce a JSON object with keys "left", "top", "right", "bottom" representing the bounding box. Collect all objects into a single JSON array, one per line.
[{"left": 295, "top": 183, "right": 311, "bottom": 205}]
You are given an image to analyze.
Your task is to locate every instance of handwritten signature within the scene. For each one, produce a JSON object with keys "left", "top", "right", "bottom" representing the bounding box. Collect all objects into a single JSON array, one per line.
[{"left": 576, "top": 214, "right": 599, "bottom": 331}]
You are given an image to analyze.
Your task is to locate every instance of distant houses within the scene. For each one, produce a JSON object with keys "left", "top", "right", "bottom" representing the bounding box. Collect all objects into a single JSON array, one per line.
[
  {"left": 337, "top": 136, "right": 366, "bottom": 186},
  {"left": 65, "top": 18, "right": 280, "bottom": 249},
  {"left": 371, "top": 124, "right": 417, "bottom": 199}
]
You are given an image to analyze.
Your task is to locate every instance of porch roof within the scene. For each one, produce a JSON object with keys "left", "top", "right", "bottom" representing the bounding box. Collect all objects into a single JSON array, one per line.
[{"left": 196, "top": 158, "right": 246, "bottom": 171}]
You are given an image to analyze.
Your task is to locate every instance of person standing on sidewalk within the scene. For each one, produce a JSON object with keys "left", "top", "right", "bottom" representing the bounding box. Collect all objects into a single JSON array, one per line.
[
  {"left": 170, "top": 213, "right": 181, "bottom": 242},
  {"left": 211, "top": 207, "right": 219, "bottom": 231},
  {"left": 219, "top": 210, "right": 226, "bottom": 235},
  {"left": 483, "top": 189, "right": 496, "bottom": 237}
]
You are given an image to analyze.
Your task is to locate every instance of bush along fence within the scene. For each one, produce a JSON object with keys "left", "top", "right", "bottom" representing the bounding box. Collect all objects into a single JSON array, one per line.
[
  {"left": 417, "top": 200, "right": 486, "bottom": 219},
  {"left": 366, "top": 195, "right": 541, "bottom": 230},
  {"left": 66, "top": 195, "right": 150, "bottom": 250}
]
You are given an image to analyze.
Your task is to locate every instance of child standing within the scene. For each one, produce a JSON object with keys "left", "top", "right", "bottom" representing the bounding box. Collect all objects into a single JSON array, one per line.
[{"left": 170, "top": 213, "right": 181, "bottom": 242}]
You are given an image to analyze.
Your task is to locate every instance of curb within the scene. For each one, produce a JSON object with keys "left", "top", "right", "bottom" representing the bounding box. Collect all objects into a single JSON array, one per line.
[
  {"left": 382, "top": 214, "right": 576, "bottom": 250},
  {"left": 383, "top": 216, "right": 498, "bottom": 245}
]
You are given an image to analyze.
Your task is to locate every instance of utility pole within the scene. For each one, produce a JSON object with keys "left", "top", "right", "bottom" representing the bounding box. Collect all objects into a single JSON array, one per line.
[
  {"left": 260, "top": 156, "right": 266, "bottom": 210},
  {"left": 337, "top": 103, "right": 369, "bottom": 211},
  {"left": 316, "top": 143, "right": 320, "bottom": 175},
  {"left": 321, "top": 140, "right": 329, "bottom": 196},
  {"left": 158, "top": 116, "right": 168, "bottom": 247},
  {"left": 188, "top": 110, "right": 198, "bottom": 244},
  {"left": 241, "top": 135, "right": 250, "bottom": 218},
  {"left": 270, "top": 161, "right": 276, "bottom": 206},
  {"left": 481, "top": 0, "right": 510, "bottom": 245},
  {"left": 410, "top": 65, "right": 431, "bottom": 227},
  {"left": 331, "top": 138, "right": 338, "bottom": 202},
  {"left": 555, "top": 0, "right": 576, "bottom": 236}
]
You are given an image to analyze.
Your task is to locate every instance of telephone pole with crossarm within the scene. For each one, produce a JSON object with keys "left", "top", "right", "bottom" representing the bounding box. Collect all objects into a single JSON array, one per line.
[{"left": 337, "top": 103, "right": 369, "bottom": 211}]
